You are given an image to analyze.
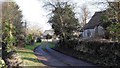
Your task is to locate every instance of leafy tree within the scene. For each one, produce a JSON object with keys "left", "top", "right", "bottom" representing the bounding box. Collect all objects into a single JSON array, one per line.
[
  {"left": 26, "top": 34, "right": 35, "bottom": 45},
  {"left": 106, "top": 0, "right": 120, "bottom": 23},
  {"left": 46, "top": 34, "right": 52, "bottom": 39},
  {"left": 96, "top": 0, "right": 120, "bottom": 41},
  {"left": 45, "top": 1, "right": 80, "bottom": 41},
  {"left": 2, "top": 2, "right": 25, "bottom": 46},
  {"left": 2, "top": 2, "right": 24, "bottom": 64},
  {"left": 105, "top": 1, "right": 120, "bottom": 41}
]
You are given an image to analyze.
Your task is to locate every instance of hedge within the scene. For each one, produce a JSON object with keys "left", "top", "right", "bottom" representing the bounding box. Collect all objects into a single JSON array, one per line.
[{"left": 58, "top": 39, "right": 120, "bottom": 65}]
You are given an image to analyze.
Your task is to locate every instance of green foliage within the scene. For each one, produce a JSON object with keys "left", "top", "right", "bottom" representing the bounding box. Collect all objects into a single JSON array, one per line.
[
  {"left": 3, "top": 20, "right": 16, "bottom": 52},
  {"left": 107, "top": 23, "right": 120, "bottom": 41},
  {"left": 100, "top": 15, "right": 108, "bottom": 23},
  {"left": 25, "top": 42, "right": 41, "bottom": 50},
  {"left": 46, "top": 34, "right": 52, "bottom": 39},
  {"left": 2, "top": 2, "right": 25, "bottom": 66},
  {"left": 28, "top": 34, "right": 33, "bottom": 40},
  {"left": 17, "top": 42, "right": 44, "bottom": 66},
  {"left": 2, "top": 2, "right": 25, "bottom": 47},
  {"left": 46, "top": 1, "right": 80, "bottom": 40},
  {"left": 77, "top": 41, "right": 120, "bottom": 65},
  {"left": 57, "top": 40, "right": 120, "bottom": 66},
  {"left": 101, "top": 2, "right": 120, "bottom": 41},
  {"left": 26, "top": 34, "right": 35, "bottom": 45},
  {"left": 36, "top": 37, "right": 41, "bottom": 43},
  {"left": 0, "top": 59, "right": 5, "bottom": 67},
  {"left": 48, "top": 42, "right": 55, "bottom": 48}
]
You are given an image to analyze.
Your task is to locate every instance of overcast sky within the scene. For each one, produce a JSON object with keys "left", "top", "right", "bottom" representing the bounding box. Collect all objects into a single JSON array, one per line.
[
  {"left": 14, "top": 0, "right": 52, "bottom": 32},
  {"left": 1, "top": 0, "right": 109, "bottom": 32}
]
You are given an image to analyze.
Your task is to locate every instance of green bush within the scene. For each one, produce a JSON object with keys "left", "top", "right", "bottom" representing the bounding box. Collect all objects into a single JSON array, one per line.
[
  {"left": 0, "top": 59, "right": 5, "bottom": 67},
  {"left": 46, "top": 34, "right": 52, "bottom": 39},
  {"left": 58, "top": 39, "right": 79, "bottom": 49},
  {"left": 75, "top": 40, "right": 120, "bottom": 65},
  {"left": 36, "top": 37, "right": 41, "bottom": 43},
  {"left": 26, "top": 34, "right": 35, "bottom": 45},
  {"left": 58, "top": 39, "right": 120, "bottom": 65}
]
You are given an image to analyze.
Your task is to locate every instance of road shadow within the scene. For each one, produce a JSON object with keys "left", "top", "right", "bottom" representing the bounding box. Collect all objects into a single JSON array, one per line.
[{"left": 23, "top": 57, "right": 39, "bottom": 63}]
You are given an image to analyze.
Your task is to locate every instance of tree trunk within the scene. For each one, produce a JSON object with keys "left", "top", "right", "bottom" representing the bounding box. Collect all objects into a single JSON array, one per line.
[{"left": 2, "top": 42, "right": 7, "bottom": 63}]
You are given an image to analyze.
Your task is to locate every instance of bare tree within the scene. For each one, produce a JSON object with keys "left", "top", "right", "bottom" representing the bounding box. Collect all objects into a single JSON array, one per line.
[
  {"left": 106, "top": 0, "right": 120, "bottom": 22},
  {"left": 80, "top": 4, "right": 91, "bottom": 27}
]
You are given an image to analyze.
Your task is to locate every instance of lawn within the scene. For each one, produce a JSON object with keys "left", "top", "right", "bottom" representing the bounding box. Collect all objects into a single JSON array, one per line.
[
  {"left": 48, "top": 42, "right": 55, "bottom": 48},
  {"left": 40, "top": 41, "right": 55, "bottom": 49},
  {"left": 25, "top": 42, "right": 41, "bottom": 50},
  {"left": 17, "top": 42, "right": 45, "bottom": 66}
]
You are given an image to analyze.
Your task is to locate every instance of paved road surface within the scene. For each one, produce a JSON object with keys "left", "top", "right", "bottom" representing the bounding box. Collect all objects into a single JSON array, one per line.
[
  {"left": 46, "top": 45, "right": 95, "bottom": 66},
  {"left": 34, "top": 43, "right": 98, "bottom": 67},
  {"left": 34, "top": 45, "right": 68, "bottom": 66}
]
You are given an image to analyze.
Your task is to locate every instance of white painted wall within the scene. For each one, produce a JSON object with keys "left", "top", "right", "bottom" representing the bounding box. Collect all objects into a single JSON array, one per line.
[
  {"left": 89, "top": 29, "right": 95, "bottom": 37},
  {"left": 82, "top": 26, "right": 105, "bottom": 38},
  {"left": 97, "top": 26, "right": 105, "bottom": 36}
]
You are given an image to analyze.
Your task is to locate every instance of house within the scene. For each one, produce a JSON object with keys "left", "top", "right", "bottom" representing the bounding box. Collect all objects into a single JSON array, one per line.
[
  {"left": 42, "top": 29, "right": 54, "bottom": 36},
  {"left": 41, "top": 29, "right": 54, "bottom": 41},
  {"left": 80, "top": 11, "right": 106, "bottom": 39},
  {"left": 42, "top": 29, "right": 54, "bottom": 38}
]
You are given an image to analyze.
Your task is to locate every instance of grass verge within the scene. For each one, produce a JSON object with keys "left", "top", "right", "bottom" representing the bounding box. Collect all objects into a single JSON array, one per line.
[
  {"left": 48, "top": 42, "right": 55, "bottom": 48},
  {"left": 16, "top": 42, "right": 45, "bottom": 66},
  {"left": 40, "top": 42, "right": 55, "bottom": 49}
]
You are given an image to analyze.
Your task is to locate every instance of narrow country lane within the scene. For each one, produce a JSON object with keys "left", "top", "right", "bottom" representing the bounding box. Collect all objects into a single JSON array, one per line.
[
  {"left": 34, "top": 45, "right": 68, "bottom": 66},
  {"left": 45, "top": 45, "right": 95, "bottom": 66},
  {"left": 34, "top": 42, "right": 99, "bottom": 67}
]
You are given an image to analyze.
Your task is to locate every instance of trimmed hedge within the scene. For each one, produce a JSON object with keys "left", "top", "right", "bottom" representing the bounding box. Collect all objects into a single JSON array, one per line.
[
  {"left": 75, "top": 40, "right": 120, "bottom": 65},
  {"left": 58, "top": 39, "right": 120, "bottom": 65},
  {"left": 58, "top": 39, "right": 79, "bottom": 49}
]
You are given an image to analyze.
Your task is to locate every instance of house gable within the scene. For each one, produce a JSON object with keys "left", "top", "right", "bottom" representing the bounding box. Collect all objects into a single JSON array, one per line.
[{"left": 81, "top": 11, "right": 106, "bottom": 39}]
